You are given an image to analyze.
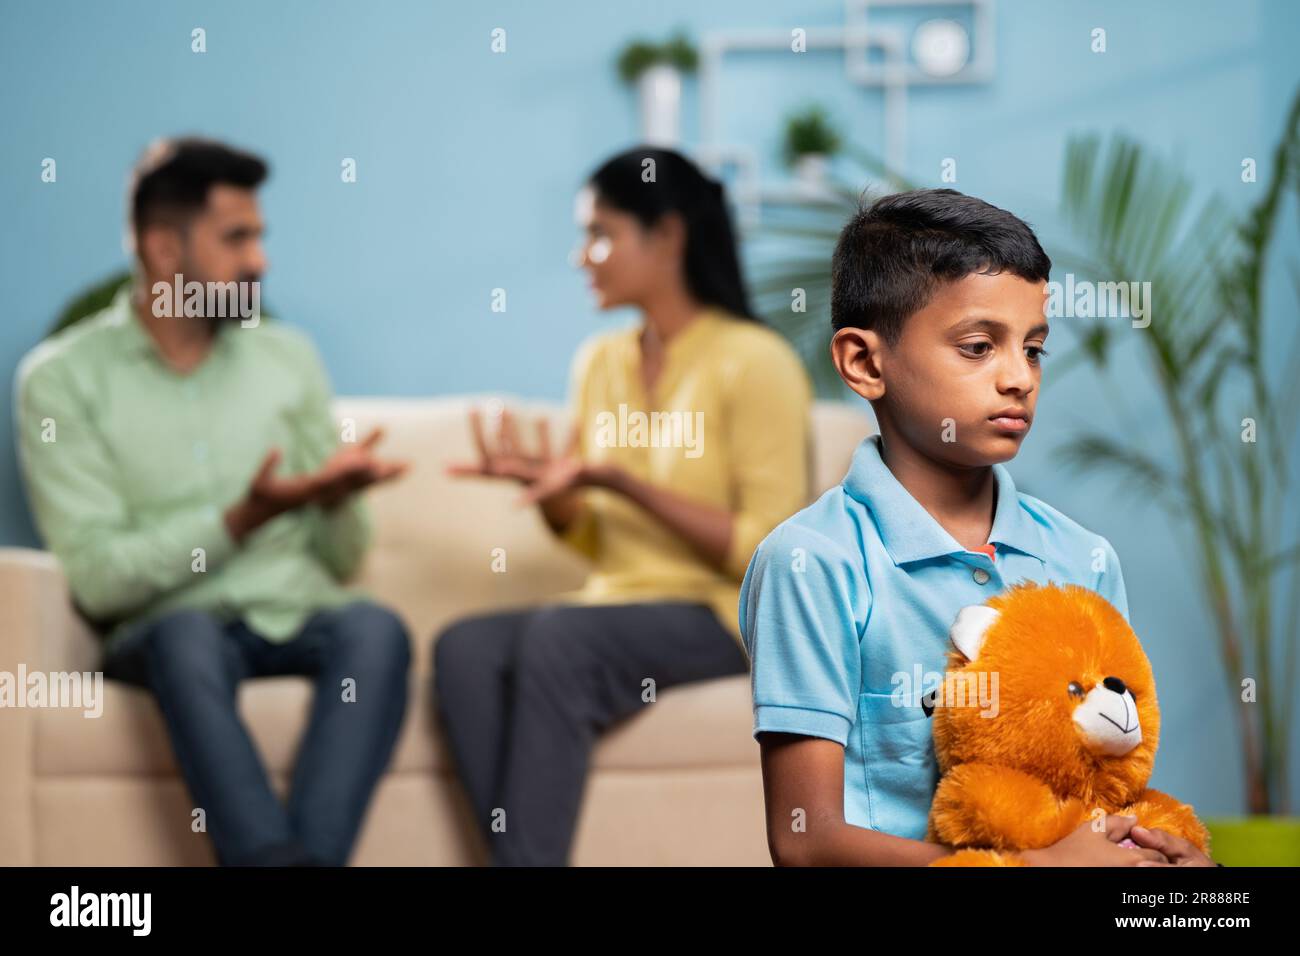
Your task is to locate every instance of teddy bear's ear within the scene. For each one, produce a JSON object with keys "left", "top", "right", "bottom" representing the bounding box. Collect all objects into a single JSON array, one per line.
[{"left": 950, "top": 605, "right": 1001, "bottom": 662}]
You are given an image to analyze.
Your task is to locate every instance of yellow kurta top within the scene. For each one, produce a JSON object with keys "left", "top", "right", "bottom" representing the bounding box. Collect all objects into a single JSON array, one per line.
[{"left": 549, "top": 307, "right": 814, "bottom": 646}]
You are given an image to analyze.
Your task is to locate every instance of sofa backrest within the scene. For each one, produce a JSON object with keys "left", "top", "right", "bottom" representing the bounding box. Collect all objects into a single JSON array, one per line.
[{"left": 338, "top": 396, "right": 872, "bottom": 668}]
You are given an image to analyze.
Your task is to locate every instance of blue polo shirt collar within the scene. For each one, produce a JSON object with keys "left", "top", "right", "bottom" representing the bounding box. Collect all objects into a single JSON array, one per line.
[{"left": 841, "top": 434, "right": 1046, "bottom": 565}]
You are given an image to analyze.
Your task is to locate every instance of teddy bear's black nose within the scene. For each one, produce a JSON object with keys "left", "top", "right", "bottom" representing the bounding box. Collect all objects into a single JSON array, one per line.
[{"left": 1103, "top": 676, "right": 1128, "bottom": 695}]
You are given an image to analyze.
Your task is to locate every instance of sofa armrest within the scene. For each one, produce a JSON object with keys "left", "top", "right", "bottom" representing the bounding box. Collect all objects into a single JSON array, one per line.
[
  {"left": 0, "top": 547, "right": 100, "bottom": 864},
  {"left": 0, "top": 548, "right": 101, "bottom": 673}
]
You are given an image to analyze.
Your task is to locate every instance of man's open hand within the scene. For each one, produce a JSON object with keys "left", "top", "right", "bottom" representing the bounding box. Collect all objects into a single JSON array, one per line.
[
  {"left": 314, "top": 427, "right": 408, "bottom": 508},
  {"left": 225, "top": 429, "right": 408, "bottom": 542}
]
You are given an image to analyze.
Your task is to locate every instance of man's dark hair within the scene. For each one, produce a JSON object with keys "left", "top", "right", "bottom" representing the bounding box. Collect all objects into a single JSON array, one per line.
[
  {"left": 129, "top": 136, "right": 268, "bottom": 238},
  {"left": 830, "top": 187, "right": 1051, "bottom": 341}
]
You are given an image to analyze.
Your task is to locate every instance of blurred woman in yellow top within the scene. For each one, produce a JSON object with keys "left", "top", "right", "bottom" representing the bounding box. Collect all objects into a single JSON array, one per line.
[{"left": 433, "top": 147, "right": 813, "bottom": 866}]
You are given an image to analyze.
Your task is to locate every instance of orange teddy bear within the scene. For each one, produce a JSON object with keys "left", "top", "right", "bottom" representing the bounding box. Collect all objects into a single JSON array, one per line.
[{"left": 925, "top": 581, "right": 1211, "bottom": 866}]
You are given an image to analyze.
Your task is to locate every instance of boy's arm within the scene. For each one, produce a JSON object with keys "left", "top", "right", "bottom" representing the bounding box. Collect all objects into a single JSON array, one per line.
[
  {"left": 760, "top": 732, "right": 953, "bottom": 866},
  {"left": 761, "top": 735, "right": 1167, "bottom": 866},
  {"left": 740, "top": 524, "right": 891, "bottom": 865}
]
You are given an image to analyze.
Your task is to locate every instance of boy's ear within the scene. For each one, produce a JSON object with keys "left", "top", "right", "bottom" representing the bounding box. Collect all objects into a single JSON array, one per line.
[
  {"left": 950, "top": 605, "right": 1000, "bottom": 662},
  {"left": 831, "top": 327, "right": 886, "bottom": 402}
]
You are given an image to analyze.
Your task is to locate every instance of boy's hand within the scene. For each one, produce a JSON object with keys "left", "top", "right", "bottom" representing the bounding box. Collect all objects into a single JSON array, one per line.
[
  {"left": 1021, "top": 816, "right": 1171, "bottom": 866},
  {"left": 1128, "top": 825, "right": 1217, "bottom": 866}
]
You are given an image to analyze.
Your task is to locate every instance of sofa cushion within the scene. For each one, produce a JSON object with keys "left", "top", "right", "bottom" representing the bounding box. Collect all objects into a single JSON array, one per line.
[{"left": 34, "top": 671, "right": 758, "bottom": 776}]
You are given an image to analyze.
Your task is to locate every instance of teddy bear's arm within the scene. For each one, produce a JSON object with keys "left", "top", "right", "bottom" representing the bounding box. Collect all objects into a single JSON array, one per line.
[
  {"left": 928, "top": 762, "right": 1086, "bottom": 851},
  {"left": 1120, "top": 789, "right": 1212, "bottom": 855}
]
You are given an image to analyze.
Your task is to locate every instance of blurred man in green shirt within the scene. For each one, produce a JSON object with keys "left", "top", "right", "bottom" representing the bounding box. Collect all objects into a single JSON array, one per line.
[{"left": 14, "top": 137, "right": 411, "bottom": 866}]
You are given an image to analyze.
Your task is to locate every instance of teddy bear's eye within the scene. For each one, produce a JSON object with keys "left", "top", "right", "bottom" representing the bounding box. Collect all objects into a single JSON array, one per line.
[{"left": 1067, "top": 681, "right": 1085, "bottom": 698}]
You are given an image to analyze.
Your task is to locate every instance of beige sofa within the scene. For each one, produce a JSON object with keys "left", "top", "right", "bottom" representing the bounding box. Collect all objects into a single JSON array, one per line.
[{"left": 0, "top": 395, "right": 870, "bottom": 866}]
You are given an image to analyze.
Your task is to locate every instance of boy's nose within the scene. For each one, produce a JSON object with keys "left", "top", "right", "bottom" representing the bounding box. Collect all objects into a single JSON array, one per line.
[{"left": 1001, "top": 367, "right": 1035, "bottom": 392}]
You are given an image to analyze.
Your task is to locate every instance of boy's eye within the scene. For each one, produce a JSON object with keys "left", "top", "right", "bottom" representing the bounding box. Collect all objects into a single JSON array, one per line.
[
  {"left": 1026, "top": 345, "right": 1049, "bottom": 363},
  {"left": 958, "top": 342, "right": 991, "bottom": 358}
]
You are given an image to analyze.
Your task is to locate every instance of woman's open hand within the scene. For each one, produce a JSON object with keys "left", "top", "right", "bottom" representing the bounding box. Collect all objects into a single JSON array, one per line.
[
  {"left": 446, "top": 404, "right": 612, "bottom": 506},
  {"left": 446, "top": 405, "right": 557, "bottom": 485},
  {"left": 516, "top": 456, "right": 620, "bottom": 506}
]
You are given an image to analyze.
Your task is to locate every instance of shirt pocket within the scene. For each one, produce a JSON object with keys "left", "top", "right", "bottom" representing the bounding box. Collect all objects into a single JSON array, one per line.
[{"left": 857, "top": 691, "right": 939, "bottom": 839}]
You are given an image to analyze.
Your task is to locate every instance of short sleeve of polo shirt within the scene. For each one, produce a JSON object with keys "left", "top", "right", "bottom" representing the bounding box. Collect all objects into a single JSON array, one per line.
[
  {"left": 1092, "top": 535, "right": 1130, "bottom": 623},
  {"left": 739, "top": 524, "right": 865, "bottom": 746}
]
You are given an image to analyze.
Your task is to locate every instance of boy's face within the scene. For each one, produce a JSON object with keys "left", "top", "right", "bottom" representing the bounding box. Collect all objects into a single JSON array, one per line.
[{"left": 841, "top": 271, "right": 1050, "bottom": 467}]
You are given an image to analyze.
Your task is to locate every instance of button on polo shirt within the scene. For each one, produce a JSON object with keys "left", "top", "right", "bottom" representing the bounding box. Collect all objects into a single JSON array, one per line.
[{"left": 739, "top": 434, "right": 1129, "bottom": 840}]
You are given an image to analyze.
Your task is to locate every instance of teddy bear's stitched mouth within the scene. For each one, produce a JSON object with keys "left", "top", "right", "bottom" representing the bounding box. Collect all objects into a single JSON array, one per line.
[
  {"left": 1099, "top": 695, "right": 1139, "bottom": 736},
  {"left": 1100, "top": 712, "right": 1139, "bottom": 735}
]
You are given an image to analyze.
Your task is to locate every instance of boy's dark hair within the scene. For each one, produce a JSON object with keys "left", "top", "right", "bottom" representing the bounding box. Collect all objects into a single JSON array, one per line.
[
  {"left": 129, "top": 136, "right": 268, "bottom": 239},
  {"left": 831, "top": 187, "right": 1051, "bottom": 341}
]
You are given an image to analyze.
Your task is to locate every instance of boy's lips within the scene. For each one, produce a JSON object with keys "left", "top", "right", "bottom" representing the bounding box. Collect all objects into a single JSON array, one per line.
[{"left": 988, "top": 408, "right": 1031, "bottom": 433}]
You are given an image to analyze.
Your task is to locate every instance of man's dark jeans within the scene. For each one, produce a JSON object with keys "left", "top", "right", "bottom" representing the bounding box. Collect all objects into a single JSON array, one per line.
[{"left": 103, "top": 601, "right": 411, "bottom": 866}]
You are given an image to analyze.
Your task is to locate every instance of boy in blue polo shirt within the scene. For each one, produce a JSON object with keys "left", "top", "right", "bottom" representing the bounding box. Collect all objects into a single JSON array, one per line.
[{"left": 740, "top": 189, "right": 1213, "bottom": 867}]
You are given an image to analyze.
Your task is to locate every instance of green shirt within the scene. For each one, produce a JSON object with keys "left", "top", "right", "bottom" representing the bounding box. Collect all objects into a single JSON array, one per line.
[{"left": 13, "top": 286, "right": 371, "bottom": 650}]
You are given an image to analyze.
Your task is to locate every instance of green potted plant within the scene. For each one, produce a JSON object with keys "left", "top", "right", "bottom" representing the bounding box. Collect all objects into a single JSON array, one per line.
[
  {"left": 616, "top": 31, "right": 697, "bottom": 146},
  {"left": 782, "top": 106, "right": 842, "bottom": 194},
  {"left": 49, "top": 270, "right": 132, "bottom": 335},
  {"left": 1053, "top": 88, "right": 1300, "bottom": 865}
]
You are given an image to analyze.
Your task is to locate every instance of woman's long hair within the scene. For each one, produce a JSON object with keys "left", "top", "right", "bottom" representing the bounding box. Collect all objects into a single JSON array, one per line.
[{"left": 586, "top": 146, "right": 759, "bottom": 321}]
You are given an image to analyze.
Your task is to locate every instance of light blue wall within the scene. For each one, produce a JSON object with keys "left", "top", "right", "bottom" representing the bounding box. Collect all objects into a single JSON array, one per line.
[{"left": 2, "top": 0, "right": 1297, "bottom": 816}]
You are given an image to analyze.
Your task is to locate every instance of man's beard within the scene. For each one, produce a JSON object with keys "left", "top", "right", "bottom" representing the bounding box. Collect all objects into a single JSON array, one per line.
[{"left": 194, "top": 272, "right": 262, "bottom": 329}]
